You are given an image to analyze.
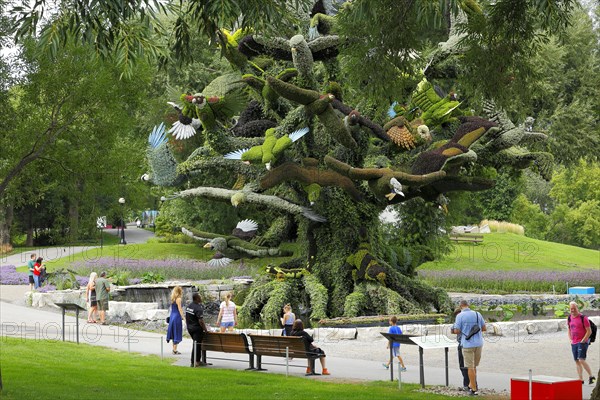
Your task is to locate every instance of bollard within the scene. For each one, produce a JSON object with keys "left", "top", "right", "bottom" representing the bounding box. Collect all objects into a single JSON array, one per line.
[
  {"left": 528, "top": 369, "right": 532, "bottom": 400},
  {"left": 161, "top": 336, "right": 164, "bottom": 360},
  {"left": 127, "top": 330, "right": 130, "bottom": 353},
  {"left": 285, "top": 347, "right": 289, "bottom": 377},
  {"left": 398, "top": 360, "right": 402, "bottom": 390}
]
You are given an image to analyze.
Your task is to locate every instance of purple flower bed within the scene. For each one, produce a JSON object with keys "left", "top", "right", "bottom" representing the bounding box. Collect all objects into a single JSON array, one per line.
[
  {"left": 38, "top": 284, "right": 57, "bottom": 293},
  {"left": 69, "top": 257, "right": 253, "bottom": 280},
  {"left": 0, "top": 265, "right": 29, "bottom": 285},
  {"left": 419, "top": 269, "right": 600, "bottom": 293},
  {"left": 0, "top": 265, "right": 88, "bottom": 290}
]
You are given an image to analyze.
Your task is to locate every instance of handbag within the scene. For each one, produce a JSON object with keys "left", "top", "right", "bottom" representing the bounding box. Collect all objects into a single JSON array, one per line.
[
  {"left": 166, "top": 317, "right": 170, "bottom": 323},
  {"left": 464, "top": 312, "right": 481, "bottom": 340}
]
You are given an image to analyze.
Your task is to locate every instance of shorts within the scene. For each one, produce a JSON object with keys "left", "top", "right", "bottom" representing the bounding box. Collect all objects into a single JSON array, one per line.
[
  {"left": 220, "top": 321, "right": 234, "bottom": 328},
  {"left": 462, "top": 346, "right": 482, "bottom": 368},
  {"left": 392, "top": 346, "right": 401, "bottom": 357},
  {"left": 29, "top": 276, "right": 35, "bottom": 284},
  {"left": 97, "top": 300, "right": 109, "bottom": 311},
  {"left": 572, "top": 342, "right": 589, "bottom": 361}
]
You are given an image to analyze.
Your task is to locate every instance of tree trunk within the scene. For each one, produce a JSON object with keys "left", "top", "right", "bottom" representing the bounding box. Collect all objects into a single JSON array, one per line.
[
  {"left": 68, "top": 197, "right": 79, "bottom": 243},
  {"left": 25, "top": 208, "right": 34, "bottom": 247},
  {"left": 0, "top": 201, "right": 13, "bottom": 247}
]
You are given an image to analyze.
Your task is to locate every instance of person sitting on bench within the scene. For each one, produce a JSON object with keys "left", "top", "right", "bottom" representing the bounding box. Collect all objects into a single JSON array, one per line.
[{"left": 290, "top": 319, "right": 330, "bottom": 375}]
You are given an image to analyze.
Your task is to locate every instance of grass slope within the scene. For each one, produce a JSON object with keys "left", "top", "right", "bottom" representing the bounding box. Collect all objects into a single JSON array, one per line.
[
  {"left": 16, "top": 241, "right": 299, "bottom": 274},
  {"left": 0, "top": 337, "right": 466, "bottom": 400},
  {"left": 420, "top": 233, "right": 599, "bottom": 272}
]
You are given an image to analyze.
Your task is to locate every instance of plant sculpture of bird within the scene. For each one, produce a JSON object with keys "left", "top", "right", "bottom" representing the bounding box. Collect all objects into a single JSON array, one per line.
[
  {"left": 472, "top": 100, "right": 554, "bottom": 180},
  {"left": 215, "top": 28, "right": 251, "bottom": 71},
  {"left": 308, "top": 12, "right": 338, "bottom": 40},
  {"left": 411, "top": 116, "right": 499, "bottom": 175},
  {"left": 181, "top": 225, "right": 292, "bottom": 267},
  {"left": 172, "top": 186, "right": 327, "bottom": 222},
  {"left": 410, "top": 79, "right": 462, "bottom": 127},
  {"left": 266, "top": 75, "right": 358, "bottom": 150},
  {"left": 168, "top": 90, "right": 246, "bottom": 140},
  {"left": 231, "top": 219, "right": 259, "bottom": 241},
  {"left": 167, "top": 95, "right": 202, "bottom": 140},
  {"left": 383, "top": 115, "right": 432, "bottom": 151},
  {"left": 224, "top": 127, "right": 309, "bottom": 170},
  {"left": 384, "top": 178, "right": 405, "bottom": 201},
  {"left": 143, "top": 123, "right": 183, "bottom": 186}
]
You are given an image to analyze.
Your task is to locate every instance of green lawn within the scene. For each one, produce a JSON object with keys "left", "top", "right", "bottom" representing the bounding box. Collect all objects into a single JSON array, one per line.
[
  {"left": 418, "top": 233, "right": 599, "bottom": 293},
  {"left": 420, "top": 233, "right": 599, "bottom": 272},
  {"left": 0, "top": 337, "right": 470, "bottom": 400},
  {"left": 15, "top": 242, "right": 214, "bottom": 273}
]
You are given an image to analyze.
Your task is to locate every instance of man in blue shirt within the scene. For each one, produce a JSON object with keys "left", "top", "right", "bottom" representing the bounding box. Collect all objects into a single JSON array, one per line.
[{"left": 452, "top": 300, "right": 486, "bottom": 396}]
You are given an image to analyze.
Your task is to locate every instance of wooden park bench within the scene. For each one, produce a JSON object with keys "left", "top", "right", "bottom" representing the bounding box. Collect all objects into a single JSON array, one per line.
[
  {"left": 449, "top": 233, "right": 483, "bottom": 244},
  {"left": 201, "top": 332, "right": 255, "bottom": 369},
  {"left": 248, "top": 334, "right": 320, "bottom": 375}
]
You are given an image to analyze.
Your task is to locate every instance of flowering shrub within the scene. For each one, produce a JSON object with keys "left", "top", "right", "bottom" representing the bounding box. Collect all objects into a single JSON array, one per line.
[
  {"left": 69, "top": 257, "right": 254, "bottom": 280},
  {"left": 419, "top": 269, "right": 600, "bottom": 293}
]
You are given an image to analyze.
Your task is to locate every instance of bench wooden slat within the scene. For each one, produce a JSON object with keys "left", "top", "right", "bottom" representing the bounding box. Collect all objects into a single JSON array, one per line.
[
  {"left": 248, "top": 334, "right": 318, "bottom": 373},
  {"left": 201, "top": 332, "right": 254, "bottom": 369},
  {"left": 249, "top": 335, "right": 308, "bottom": 358}
]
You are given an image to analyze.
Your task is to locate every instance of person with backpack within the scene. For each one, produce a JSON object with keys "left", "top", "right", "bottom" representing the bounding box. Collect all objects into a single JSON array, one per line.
[
  {"left": 567, "top": 301, "right": 596, "bottom": 385},
  {"left": 452, "top": 300, "right": 486, "bottom": 396}
]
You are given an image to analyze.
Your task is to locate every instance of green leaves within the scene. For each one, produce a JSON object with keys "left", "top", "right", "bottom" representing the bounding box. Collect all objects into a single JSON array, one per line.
[{"left": 10, "top": 0, "right": 167, "bottom": 79}]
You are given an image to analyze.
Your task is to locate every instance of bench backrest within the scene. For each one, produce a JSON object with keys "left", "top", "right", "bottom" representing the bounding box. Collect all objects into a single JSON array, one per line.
[
  {"left": 248, "top": 334, "right": 309, "bottom": 358},
  {"left": 450, "top": 233, "right": 484, "bottom": 238},
  {"left": 202, "top": 332, "right": 251, "bottom": 354}
]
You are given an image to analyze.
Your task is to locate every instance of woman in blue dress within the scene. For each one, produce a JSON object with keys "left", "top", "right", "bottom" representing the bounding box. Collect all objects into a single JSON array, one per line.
[{"left": 166, "top": 286, "right": 184, "bottom": 354}]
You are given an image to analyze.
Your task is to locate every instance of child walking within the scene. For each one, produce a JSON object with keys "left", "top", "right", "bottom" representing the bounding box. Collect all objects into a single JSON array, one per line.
[{"left": 383, "top": 316, "right": 406, "bottom": 371}]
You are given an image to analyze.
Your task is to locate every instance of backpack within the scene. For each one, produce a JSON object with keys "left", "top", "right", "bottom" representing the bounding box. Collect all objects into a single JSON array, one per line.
[{"left": 568, "top": 315, "right": 597, "bottom": 344}]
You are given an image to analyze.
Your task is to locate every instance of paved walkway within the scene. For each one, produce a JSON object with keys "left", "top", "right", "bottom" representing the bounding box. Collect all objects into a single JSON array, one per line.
[
  {"left": 0, "top": 223, "right": 154, "bottom": 267},
  {"left": 0, "top": 300, "right": 596, "bottom": 399}
]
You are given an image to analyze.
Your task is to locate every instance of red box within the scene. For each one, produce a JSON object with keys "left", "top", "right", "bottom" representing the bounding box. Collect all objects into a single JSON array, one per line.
[{"left": 511, "top": 375, "right": 582, "bottom": 400}]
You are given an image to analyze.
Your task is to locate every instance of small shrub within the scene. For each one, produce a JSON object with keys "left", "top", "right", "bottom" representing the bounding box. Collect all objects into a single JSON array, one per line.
[
  {"left": 107, "top": 270, "right": 131, "bottom": 286},
  {"left": 0, "top": 243, "right": 13, "bottom": 255},
  {"left": 46, "top": 268, "right": 81, "bottom": 290},
  {"left": 480, "top": 219, "right": 524, "bottom": 235},
  {"left": 141, "top": 272, "right": 165, "bottom": 284}
]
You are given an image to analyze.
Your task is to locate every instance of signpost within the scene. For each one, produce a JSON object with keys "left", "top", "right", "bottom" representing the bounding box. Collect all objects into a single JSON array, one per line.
[
  {"left": 54, "top": 302, "right": 87, "bottom": 344},
  {"left": 409, "top": 335, "right": 458, "bottom": 388},
  {"left": 380, "top": 333, "right": 420, "bottom": 382}
]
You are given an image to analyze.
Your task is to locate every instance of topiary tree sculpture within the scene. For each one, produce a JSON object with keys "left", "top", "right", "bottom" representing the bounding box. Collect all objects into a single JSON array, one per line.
[{"left": 144, "top": 5, "right": 554, "bottom": 326}]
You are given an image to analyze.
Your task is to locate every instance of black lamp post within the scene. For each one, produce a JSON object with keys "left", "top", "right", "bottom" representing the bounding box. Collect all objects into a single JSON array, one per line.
[{"left": 118, "top": 197, "right": 127, "bottom": 245}]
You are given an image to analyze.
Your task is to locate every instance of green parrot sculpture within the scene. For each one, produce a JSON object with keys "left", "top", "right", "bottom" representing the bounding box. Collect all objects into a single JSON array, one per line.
[{"left": 224, "top": 127, "right": 309, "bottom": 169}]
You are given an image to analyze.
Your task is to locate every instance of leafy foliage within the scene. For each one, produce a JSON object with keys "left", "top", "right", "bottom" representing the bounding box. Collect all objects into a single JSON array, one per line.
[
  {"left": 141, "top": 271, "right": 165, "bottom": 284},
  {"left": 46, "top": 268, "right": 80, "bottom": 290}
]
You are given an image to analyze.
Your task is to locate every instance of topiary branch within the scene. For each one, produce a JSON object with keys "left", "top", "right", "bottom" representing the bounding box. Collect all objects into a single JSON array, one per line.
[{"left": 260, "top": 158, "right": 363, "bottom": 201}]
